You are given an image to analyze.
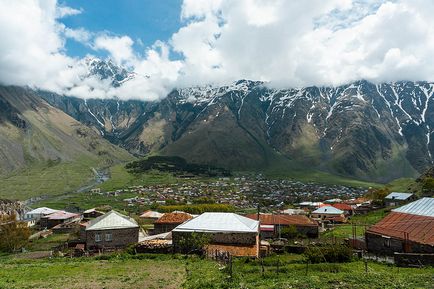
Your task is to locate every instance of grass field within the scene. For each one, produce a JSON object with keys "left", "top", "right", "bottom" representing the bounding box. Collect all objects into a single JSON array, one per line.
[
  {"left": 98, "top": 165, "right": 180, "bottom": 192},
  {"left": 0, "top": 158, "right": 98, "bottom": 200},
  {"left": 0, "top": 253, "right": 432, "bottom": 289},
  {"left": 322, "top": 209, "right": 390, "bottom": 239},
  {"left": 32, "top": 167, "right": 193, "bottom": 212}
]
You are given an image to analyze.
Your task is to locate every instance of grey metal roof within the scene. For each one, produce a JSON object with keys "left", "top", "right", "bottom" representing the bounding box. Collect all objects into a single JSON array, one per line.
[
  {"left": 312, "top": 206, "right": 344, "bottom": 214},
  {"left": 86, "top": 210, "right": 138, "bottom": 231},
  {"left": 392, "top": 197, "right": 434, "bottom": 217},
  {"left": 173, "top": 212, "right": 259, "bottom": 233},
  {"left": 385, "top": 192, "right": 413, "bottom": 200}
]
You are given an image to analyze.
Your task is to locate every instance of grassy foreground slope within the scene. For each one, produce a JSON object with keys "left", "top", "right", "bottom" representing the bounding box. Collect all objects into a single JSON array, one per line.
[{"left": 0, "top": 254, "right": 432, "bottom": 289}]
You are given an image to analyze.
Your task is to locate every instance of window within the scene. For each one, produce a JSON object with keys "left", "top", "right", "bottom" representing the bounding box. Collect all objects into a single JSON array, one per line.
[
  {"left": 95, "top": 233, "right": 101, "bottom": 242},
  {"left": 383, "top": 237, "right": 391, "bottom": 248},
  {"left": 105, "top": 232, "right": 112, "bottom": 242}
]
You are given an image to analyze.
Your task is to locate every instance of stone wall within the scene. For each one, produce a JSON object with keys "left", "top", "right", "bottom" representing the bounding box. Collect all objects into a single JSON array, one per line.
[
  {"left": 172, "top": 231, "right": 259, "bottom": 256},
  {"left": 366, "top": 232, "right": 434, "bottom": 255},
  {"left": 394, "top": 252, "right": 434, "bottom": 267},
  {"left": 153, "top": 223, "right": 179, "bottom": 235},
  {"left": 86, "top": 227, "right": 139, "bottom": 250}
]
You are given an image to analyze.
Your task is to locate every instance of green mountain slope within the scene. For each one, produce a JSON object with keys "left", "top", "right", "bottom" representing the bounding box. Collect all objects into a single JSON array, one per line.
[{"left": 0, "top": 86, "right": 133, "bottom": 200}]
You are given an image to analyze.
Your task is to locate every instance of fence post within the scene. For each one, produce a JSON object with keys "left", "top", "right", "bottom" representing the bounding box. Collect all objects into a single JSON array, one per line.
[
  {"left": 261, "top": 257, "right": 265, "bottom": 278},
  {"left": 276, "top": 258, "right": 279, "bottom": 275},
  {"left": 364, "top": 259, "right": 368, "bottom": 273},
  {"left": 229, "top": 255, "right": 233, "bottom": 279}
]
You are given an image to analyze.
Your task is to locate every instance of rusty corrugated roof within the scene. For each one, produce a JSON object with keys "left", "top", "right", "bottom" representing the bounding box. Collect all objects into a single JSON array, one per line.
[
  {"left": 332, "top": 203, "right": 353, "bottom": 211},
  {"left": 245, "top": 214, "right": 317, "bottom": 226},
  {"left": 367, "top": 212, "right": 434, "bottom": 246},
  {"left": 154, "top": 212, "right": 193, "bottom": 224}
]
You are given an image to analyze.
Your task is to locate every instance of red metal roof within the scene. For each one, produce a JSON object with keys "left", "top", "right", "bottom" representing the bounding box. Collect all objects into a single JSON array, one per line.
[
  {"left": 332, "top": 203, "right": 353, "bottom": 211},
  {"left": 367, "top": 212, "right": 434, "bottom": 246},
  {"left": 245, "top": 214, "right": 318, "bottom": 226},
  {"left": 43, "top": 211, "right": 79, "bottom": 220},
  {"left": 154, "top": 212, "right": 193, "bottom": 224}
]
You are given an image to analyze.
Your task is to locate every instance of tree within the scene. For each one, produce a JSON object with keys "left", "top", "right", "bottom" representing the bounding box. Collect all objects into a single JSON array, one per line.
[
  {"left": 176, "top": 232, "right": 210, "bottom": 255},
  {"left": 0, "top": 214, "right": 31, "bottom": 253},
  {"left": 280, "top": 225, "right": 299, "bottom": 239}
]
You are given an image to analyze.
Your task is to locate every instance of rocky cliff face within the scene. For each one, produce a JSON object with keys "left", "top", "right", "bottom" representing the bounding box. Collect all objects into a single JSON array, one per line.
[{"left": 37, "top": 76, "right": 434, "bottom": 182}]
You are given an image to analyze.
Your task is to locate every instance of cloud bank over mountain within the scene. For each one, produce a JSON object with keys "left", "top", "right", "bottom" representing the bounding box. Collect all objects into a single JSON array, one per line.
[{"left": 1, "top": 0, "right": 434, "bottom": 100}]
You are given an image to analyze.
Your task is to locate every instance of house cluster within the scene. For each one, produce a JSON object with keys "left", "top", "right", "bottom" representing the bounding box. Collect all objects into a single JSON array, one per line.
[
  {"left": 91, "top": 177, "right": 368, "bottom": 211},
  {"left": 294, "top": 197, "right": 374, "bottom": 226}
]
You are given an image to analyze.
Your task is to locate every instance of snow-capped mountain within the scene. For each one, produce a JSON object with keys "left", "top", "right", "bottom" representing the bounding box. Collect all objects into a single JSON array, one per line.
[
  {"left": 84, "top": 57, "right": 137, "bottom": 87},
  {"left": 38, "top": 74, "right": 434, "bottom": 182}
]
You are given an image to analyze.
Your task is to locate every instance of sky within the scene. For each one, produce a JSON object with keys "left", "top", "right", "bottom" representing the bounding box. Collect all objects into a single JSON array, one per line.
[{"left": 1, "top": 0, "right": 434, "bottom": 100}]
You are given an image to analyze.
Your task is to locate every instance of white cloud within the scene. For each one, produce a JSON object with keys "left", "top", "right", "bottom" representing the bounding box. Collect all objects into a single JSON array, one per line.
[
  {"left": 93, "top": 35, "right": 135, "bottom": 65},
  {"left": 1, "top": 0, "right": 434, "bottom": 101},
  {"left": 64, "top": 27, "right": 92, "bottom": 43},
  {"left": 0, "top": 0, "right": 179, "bottom": 101},
  {"left": 56, "top": 5, "right": 82, "bottom": 18},
  {"left": 171, "top": 0, "right": 434, "bottom": 87}
]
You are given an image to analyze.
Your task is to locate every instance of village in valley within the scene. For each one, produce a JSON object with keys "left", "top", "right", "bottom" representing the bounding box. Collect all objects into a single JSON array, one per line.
[
  {"left": 0, "top": 155, "right": 433, "bottom": 287},
  {"left": 1, "top": 166, "right": 433, "bottom": 288}
]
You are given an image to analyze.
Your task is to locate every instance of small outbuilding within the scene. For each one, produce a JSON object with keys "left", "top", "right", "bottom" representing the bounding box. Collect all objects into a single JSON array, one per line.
[
  {"left": 311, "top": 206, "right": 346, "bottom": 223},
  {"left": 384, "top": 192, "right": 416, "bottom": 207},
  {"left": 172, "top": 212, "right": 260, "bottom": 257},
  {"left": 139, "top": 210, "right": 163, "bottom": 222},
  {"left": 85, "top": 210, "right": 139, "bottom": 250},
  {"left": 24, "top": 207, "right": 58, "bottom": 222},
  {"left": 153, "top": 212, "right": 193, "bottom": 235},
  {"left": 39, "top": 211, "right": 80, "bottom": 229}
]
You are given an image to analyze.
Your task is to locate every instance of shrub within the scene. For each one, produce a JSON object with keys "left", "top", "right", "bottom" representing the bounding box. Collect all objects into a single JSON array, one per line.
[{"left": 304, "top": 243, "right": 352, "bottom": 263}]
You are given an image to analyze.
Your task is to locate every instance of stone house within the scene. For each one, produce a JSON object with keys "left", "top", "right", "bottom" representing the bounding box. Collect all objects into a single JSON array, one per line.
[
  {"left": 85, "top": 210, "right": 139, "bottom": 250},
  {"left": 153, "top": 212, "right": 193, "bottom": 235},
  {"left": 172, "top": 212, "right": 260, "bottom": 257},
  {"left": 366, "top": 198, "right": 434, "bottom": 255}
]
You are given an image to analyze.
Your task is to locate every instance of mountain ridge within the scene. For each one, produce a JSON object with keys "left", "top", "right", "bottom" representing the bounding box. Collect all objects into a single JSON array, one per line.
[
  {"left": 36, "top": 75, "right": 433, "bottom": 182},
  {"left": 2, "top": 59, "right": 433, "bottom": 183}
]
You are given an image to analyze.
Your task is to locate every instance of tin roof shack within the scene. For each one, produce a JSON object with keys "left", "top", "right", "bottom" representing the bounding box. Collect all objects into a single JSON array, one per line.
[
  {"left": 384, "top": 192, "right": 416, "bottom": 207},
  {"left": 366, "top": 198, "right": 434, "bottom": 255},
  {"left": 172, "top": 212, "right": 260, "bottom": 257},
  {"left": 245, "top": 214, "right": 319, "bottom": 238},
  {"left": 311, "top": 206, "right": 346, "bottom": 223},
  {"left": 39, "top": 211, "right": 80, "bottom": 229},
  {"left": 24, "top": 207, "right": 58, "bottom": 222},
  {"left": 385, "top": 192, "right": 416, "bottom": 207},
  {"left": 153, "top": 212, "right": 193, "bottom": 235},
  {"left": 85, "top": 211, "right": 139, "bottom": 250},
  {"left": 83, "top": 208, "right": 104, "bottom": 220}
]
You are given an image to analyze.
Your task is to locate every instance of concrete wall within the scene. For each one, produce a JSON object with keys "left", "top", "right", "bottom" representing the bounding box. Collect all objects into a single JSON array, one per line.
[{"left": 86, "top": 227, "right": 139, "bottom": 250}]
